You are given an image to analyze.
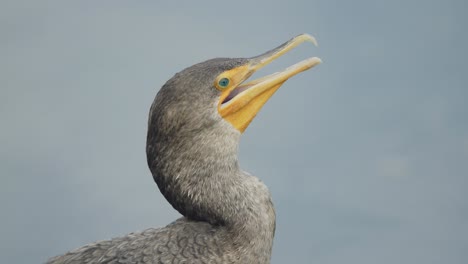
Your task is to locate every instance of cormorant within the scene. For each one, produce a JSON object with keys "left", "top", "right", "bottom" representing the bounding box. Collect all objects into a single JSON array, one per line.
[{"left": 47, "top": 34, "right": 321, "bottom": 264}]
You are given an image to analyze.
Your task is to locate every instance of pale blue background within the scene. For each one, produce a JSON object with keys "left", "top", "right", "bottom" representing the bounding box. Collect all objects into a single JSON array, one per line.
[{"left": 1, "top": 0, "right": 467, "bottom": 263}]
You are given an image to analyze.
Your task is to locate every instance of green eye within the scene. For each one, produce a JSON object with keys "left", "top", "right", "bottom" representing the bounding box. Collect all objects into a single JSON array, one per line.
[{"left": 218, "top": 78, "right": 230, "bottom": 88}]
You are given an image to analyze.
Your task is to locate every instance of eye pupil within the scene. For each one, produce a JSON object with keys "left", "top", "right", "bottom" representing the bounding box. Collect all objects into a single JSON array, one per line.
[{"left": 218, "top": 78, "right": 229, "bottom": 88}]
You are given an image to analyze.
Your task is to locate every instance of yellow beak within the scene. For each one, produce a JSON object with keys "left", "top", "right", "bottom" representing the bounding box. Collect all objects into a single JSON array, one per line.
[{"left": 217, "top": 34, "right": 322, "bottom": 132}]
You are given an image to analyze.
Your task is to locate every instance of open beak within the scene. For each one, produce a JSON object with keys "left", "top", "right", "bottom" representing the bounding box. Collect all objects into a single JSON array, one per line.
[{"left": 218, "top": 34, "right": 322, "bottom": 133}]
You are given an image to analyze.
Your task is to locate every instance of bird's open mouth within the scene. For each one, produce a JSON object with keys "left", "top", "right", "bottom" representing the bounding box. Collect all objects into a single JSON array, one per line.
[
  {"left": 217, "top": 34, "right": 322, "bottom": 132},
  {"left": 221, "top": 85, "right": 250, "bottom": 105},
  {"left": 221, "top": 57, "right": 321, "bottom": 106}
]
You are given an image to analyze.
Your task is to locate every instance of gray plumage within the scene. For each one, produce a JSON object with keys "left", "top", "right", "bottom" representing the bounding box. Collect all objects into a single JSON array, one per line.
[{"left": 46, "top": 58, "right": 276, "bottom": 264}]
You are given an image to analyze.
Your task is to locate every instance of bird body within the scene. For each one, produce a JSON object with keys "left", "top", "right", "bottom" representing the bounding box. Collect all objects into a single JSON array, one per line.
[
  {"left": 47, "top": 217, "right": 273, "bottom": 263},
  {"left": 47, "top": 34, "right": 320, "bottom": 264}
]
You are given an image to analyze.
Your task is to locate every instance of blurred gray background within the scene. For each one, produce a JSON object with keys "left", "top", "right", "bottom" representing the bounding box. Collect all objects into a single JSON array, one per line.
[{"left": 1, "top": 0, "right": 467, "bottom": 263}]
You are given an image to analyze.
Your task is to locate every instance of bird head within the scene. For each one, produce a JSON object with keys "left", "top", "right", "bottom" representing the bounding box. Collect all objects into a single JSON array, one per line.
[{"left": 149, "top": 34, "right": 321, "bottom": 140}]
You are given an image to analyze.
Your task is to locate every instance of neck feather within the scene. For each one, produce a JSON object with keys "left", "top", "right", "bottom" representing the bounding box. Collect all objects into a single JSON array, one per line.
[{"left": 146, "top": 118, "right": 275, "bottom": 230}]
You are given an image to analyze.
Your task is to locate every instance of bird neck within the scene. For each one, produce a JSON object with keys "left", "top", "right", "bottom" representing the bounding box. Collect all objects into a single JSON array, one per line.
[{"left": 146, "top": 120, "right": 275, "bottom": 253}]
